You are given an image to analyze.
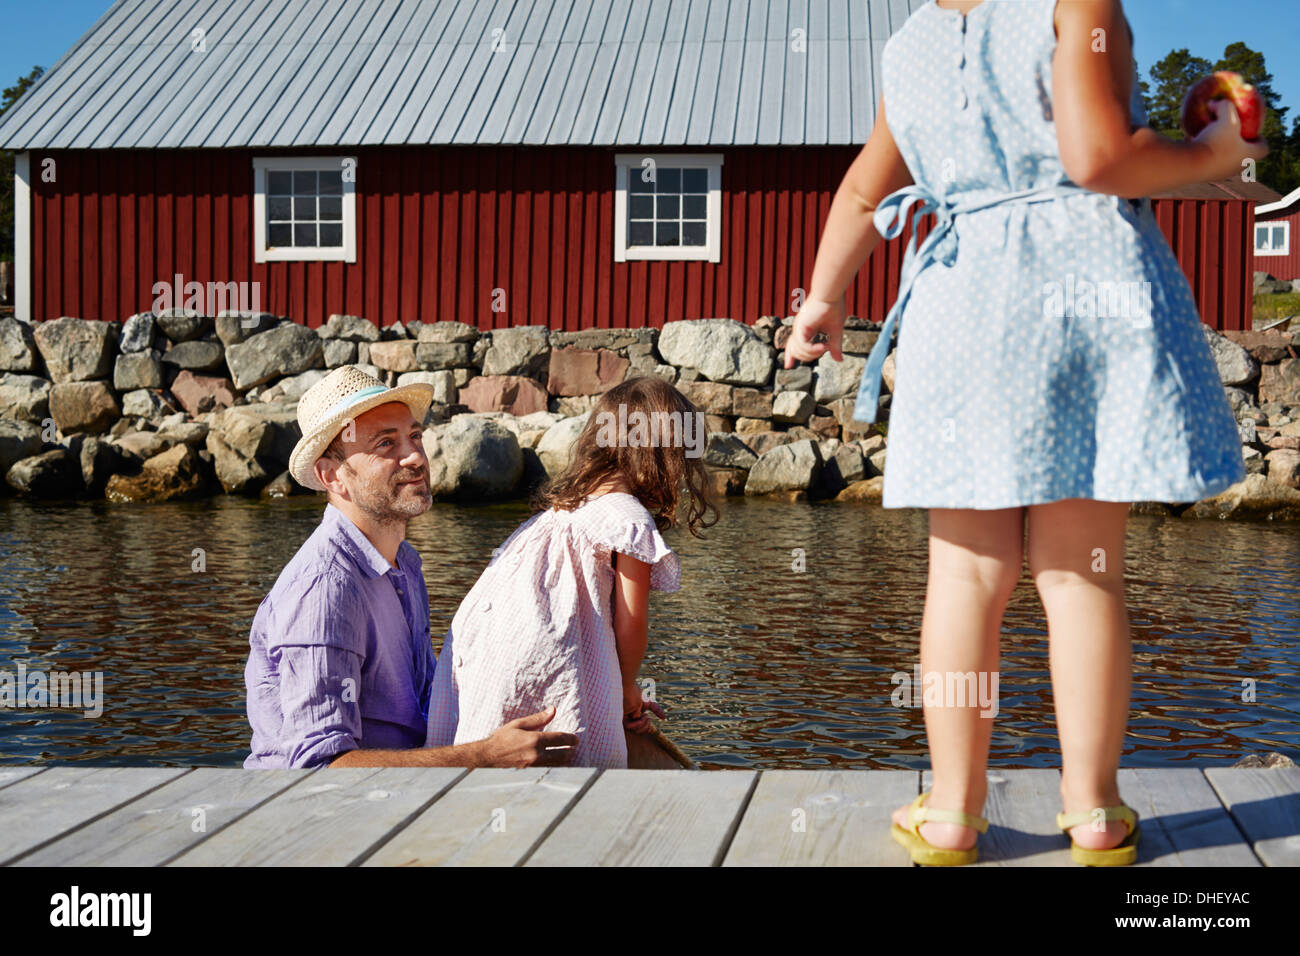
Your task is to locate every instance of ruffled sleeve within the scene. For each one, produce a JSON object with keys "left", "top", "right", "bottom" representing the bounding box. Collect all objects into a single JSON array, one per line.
[{"left": 575, "top": 495, "right": 682, "bottom": 592}]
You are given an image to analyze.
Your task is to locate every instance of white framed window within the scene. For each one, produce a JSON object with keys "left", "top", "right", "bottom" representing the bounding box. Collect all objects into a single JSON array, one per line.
[
  {"left": 252, "top": 156, "right": 357, "bottom": 263},
  {"left": 614, "top": 153, "right": 723, "bottom": 262},
  {"left": 1254, "top": 221, "right": 1290, "bottom": 256}
]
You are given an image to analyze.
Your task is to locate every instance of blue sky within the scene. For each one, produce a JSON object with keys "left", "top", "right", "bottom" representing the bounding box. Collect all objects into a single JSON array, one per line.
[{"left": 2, "top": 0, "right": 1297, "bottom": 127}]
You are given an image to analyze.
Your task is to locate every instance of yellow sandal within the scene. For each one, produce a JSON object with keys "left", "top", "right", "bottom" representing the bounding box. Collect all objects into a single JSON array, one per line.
[
  {"left": 890, "top": 791, "right": 989, "bottom": 866},
  {"left": 1056, "top": 805, "right": 1140, "bottom": 866}
]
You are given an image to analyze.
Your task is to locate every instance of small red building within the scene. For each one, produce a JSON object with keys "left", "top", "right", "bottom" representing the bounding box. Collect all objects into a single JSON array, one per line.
[
  {"left": 1252, "top": 184, "right": 1299, "bottom": 287},
  {"left": 0, "top": 0, "right": 1278, "bottom": 333}
]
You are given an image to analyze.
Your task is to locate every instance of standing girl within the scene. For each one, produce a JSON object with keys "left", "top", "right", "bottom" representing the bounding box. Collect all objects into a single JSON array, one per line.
[
  {"left": 425, "top": 376, "right": 718, "bottom": 768},
  {"left": 785, "top": 0, "right": 1267, "bottom": 864}
]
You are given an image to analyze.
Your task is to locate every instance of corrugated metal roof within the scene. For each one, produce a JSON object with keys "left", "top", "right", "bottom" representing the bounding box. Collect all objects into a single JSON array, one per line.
[{"left": 0, "top": 0, "right": 926, "bottom": 150}]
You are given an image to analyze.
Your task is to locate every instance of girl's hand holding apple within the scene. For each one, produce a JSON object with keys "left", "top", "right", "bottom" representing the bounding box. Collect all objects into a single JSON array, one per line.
[{"left": 1193, "top": 99, "right": 1269, "bottom": 182}]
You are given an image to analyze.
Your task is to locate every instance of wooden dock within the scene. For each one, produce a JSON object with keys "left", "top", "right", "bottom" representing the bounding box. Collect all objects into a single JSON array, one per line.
[{"left": 1, "top": 765, "right": 1296, "bottom": 866}]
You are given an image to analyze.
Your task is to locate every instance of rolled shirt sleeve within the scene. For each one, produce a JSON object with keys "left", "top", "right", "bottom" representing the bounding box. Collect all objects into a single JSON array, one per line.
[{"left": 266, "top": 570, "right": 368, "bottom": 769}]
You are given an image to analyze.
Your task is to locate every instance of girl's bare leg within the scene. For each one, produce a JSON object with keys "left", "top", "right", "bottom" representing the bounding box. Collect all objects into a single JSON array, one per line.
[
  {"left": 1027, "top": 498, "right": 1133, "bottom": 851},
  {"left": 891, "top": 506, "right": 1025, "bottom": 849}
]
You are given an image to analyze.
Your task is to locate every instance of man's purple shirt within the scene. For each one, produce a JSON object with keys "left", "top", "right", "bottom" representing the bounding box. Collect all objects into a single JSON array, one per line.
[{"left": 244, "top": 503, "right": 436, "bottom": 769}]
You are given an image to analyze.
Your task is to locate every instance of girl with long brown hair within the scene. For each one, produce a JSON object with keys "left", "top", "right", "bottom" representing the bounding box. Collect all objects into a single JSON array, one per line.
[{"left": 425, "top": 375, "right": 719, "bottom": 768}]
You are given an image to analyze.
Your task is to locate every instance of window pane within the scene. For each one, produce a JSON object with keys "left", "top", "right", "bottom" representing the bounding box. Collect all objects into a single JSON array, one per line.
[
  {"left": 682, "top": 195, "right": 706, "bottom": 218},
  {"left": 294, "top": 223, "right": 317, "bottom": 246},
  {"left": 655, "top": 221, "right": 679, "bottom": 246},
  {"left": 629, "top": 195, "right": 654, "bottom": 219},
  {"left": 318, "top": 170, "right": 343, "bottom": 195},
  {"left": 656, "top": 195, "right": 679, "bottom": 219},
  {"left": 267, "top": 170, "right": 292, "bottom": 194},
  {"left": 682, "top": 168, "right": 708, "bottom": 192},
  {"left": 658, "top": 168, "right": 680, "bottom": 192},
  {"left": 319, "top": 223, "right": 343, "bottom": 247},
  {"left": 682, "top": 221, "right": 707, "bottom": 246},
  {"left": 319, "top": 196, "right": 343, "bottom": 220},
  {"left": 293, "top": 170, "right": 316, "bottom": 194},
  {"left": 268, "top": 196, "right": 292, "bottom": 221},
  {"left": 629, "top": 171, "right": 655, "bottom": 193},
  {"left": 294, "top": 196, "right": 316, "bottom": 219},
  {"left": 268, "top": 223, "right": 292, "bottom": 247},
  {"left": 628, "top": 221, "right": 654, "bottom": 245}
]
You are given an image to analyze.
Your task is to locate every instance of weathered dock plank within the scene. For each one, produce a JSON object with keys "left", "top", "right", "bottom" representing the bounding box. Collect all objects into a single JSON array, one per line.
[
  {"left": 525, "top": 770, "right": 757, "bottom": 867},
  {"left": 16, "top": 768, "right": 306, "bottom": 867},
  {"left": 364, "top": 767, "right": 597, "bottom": 867},
  {"left": 920, "top": 769, "right": 1077, "bottom": 867},
  {"left": 723, "top": 770, "right": 917, "bottom": 866},
  {"left": 0, "top": 766, "right": 46, "bottom": 791},
  {"left": 1205, "top": 767, "right": 1300, "bottom": 866},
  {"left": 1117, "top": 769, "right": 1260, "bottom": 867},
  {"left": 0, "top": 766, "right": 190, "bottom": 864},
  {"left": 169, "top": 768, "right": 465, "bottom": 867}
]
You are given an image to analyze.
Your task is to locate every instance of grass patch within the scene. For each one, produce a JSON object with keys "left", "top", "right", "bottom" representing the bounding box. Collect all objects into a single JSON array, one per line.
[{"left": 1253, "top": 291, "right": 1300, "bottom": 323}]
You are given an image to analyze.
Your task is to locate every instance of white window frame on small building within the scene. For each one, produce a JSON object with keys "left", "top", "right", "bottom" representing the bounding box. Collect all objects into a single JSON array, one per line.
[
  {"left": 614, "top": 153, "right": 723, "bottom": 263},
  {"left": 252, "top": 156, "right": 357, "bottom": 263},
  {"left": 1253, "top": 220, "right": 1290, "bottom": 257}
]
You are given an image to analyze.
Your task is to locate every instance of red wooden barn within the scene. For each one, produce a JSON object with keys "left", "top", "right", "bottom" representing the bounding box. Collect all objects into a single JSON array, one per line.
[
  {"left": 1252, "top": 185, "right": 1299, "bottom": 288},
  {"left": 0, "top": 0, "right": 1274, "bottom": 332}
]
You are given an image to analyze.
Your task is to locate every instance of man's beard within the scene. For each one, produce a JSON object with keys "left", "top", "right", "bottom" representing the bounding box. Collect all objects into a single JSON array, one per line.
[{"left": 342, "top": 463, "right": 431, "bottom": 525}]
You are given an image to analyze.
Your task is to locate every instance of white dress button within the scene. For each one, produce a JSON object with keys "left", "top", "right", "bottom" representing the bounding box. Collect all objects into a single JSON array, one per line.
[{"left": 481, "top": 600, "right": 492, "bottom": 612}]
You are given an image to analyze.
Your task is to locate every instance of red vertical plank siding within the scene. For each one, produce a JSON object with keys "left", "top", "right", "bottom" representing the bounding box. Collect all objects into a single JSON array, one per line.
[{"left": 23, "top": 145, "right": 1253, "bottom": 332}]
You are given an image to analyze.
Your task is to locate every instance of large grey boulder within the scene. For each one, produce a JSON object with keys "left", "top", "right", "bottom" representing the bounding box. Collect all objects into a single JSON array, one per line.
[
  {"left": 205, "top": 431, "right": 271, "bottom": 494},
  {"left": 48, "top": 381, "right": 120, "bottom": 435},
  {"left": 0, "top": 373, "right": 51, "bottom": 422},
  {"left": 214, "top": 311, "right": 278, "bottom": 347},
  {"left": 482, "top": 326, "right": 551, "bottom": 380},
  {"left": 319, "top": 314, "right": 381, "bottom": 342},
  {"left": 745, "top": 439, "right": 823, "bottom": 495},
  {"left": 772, "top": 389, "right": 815, "bottom": 424},
  {"left": 322, "top": 339, "right": 357, "bottom": 368},
  {"left": 6, "top": 448, "right": 82, "bottom": 498},
  {"left": 657, "top": 319, "right": 773, "bottom": 387},
  {"left": 121, "top": 388, "right": 178, "bottom": 419},
  {"left": 162, "top": 338, "right": 226, "bottom": 373},
  {"left": 417, "top": 342, "right": 475, "bottom": 370},
  {"left": 105, "top": 443, "right": 209, "bottom": 503},
  {"left": 154, "top": 308, "right": 213, "bottom": 343},
  {"left": 535, "top": 413, "right": 590, "bottom": 476},
  {"left": 118, "top": 313, "right": 157, "bottom": 353},
  {"left": 33, "top": 317, "right": 118, "bottom": 383},
  {"left": 814, "top": 352, "right": 868, "bottom": 402},
  {"left": 224, "top": 322, "right": 324, "bottom": 390},
  {"left": 0, "top": 419, "right": 43, "bottom": 476},
  {"left": 211, "top": 403, "right": 301, "bottom": 468},
  {"left": 421, "top": 416, "right": 523, "bottom": 500},
  {"left": 0, "top": 317, "right": 41, "bottom": 372},
  {"left": 703, "top": 432, "right": 758, "bottom": 470},
  {"left": 1202, "top": 327, "right": 1259, "bottom": 386},
  {"left": 417, "top": 321, "right": 478, "bottom": 344},
  {"left": 114, "top": 350, "right": 164, "bottom": 391}
]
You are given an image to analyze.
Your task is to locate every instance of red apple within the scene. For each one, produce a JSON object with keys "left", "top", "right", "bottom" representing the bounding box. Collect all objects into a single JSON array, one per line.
[{"left": 1181, "top": 71, "right": 1264, "bottom": 141}]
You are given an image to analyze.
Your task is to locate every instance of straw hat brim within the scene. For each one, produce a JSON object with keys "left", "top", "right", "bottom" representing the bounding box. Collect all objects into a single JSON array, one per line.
[{"left": 288, "top": 383, "right": 436, "bottom": 492}]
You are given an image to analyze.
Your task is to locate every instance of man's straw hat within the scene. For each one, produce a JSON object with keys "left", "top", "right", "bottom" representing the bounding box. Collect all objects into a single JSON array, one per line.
[{"left": 288, "top": 365, "right": 435, "bottom": 492}]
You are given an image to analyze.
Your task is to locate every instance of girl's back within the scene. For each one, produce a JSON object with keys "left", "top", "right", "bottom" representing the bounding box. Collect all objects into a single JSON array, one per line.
[
  {"left": 877, "top": 0, "right": 1244, "bottom": 510},
  {"left": 425, "top": 490, "right": 680, "bottom": 768}
]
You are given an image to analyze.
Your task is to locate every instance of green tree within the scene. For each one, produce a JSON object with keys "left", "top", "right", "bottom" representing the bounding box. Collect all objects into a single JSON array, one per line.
[{"left": 1, "top": 66, "right": 46, "bottom": 263}]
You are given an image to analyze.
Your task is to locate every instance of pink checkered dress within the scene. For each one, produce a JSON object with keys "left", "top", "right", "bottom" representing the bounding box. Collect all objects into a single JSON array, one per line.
[{"left": 425, "top": 492, "right": 681, "bottom": 768}]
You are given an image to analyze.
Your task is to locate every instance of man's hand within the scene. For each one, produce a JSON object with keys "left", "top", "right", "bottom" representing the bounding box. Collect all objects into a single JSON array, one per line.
[
  {"left": 784, "top": 295, "right": 847, "bottom": 368},
  {"left": 480, "top": 706, "right": 577, "bottom": 768},
  {"left": 624, "top": 695, "right": 666, "bottom": 735}
]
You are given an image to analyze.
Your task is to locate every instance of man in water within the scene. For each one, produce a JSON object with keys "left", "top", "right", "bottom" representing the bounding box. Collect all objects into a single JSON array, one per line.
[{"left": 244, "top": 366, "right": 576, "bottom": 769}]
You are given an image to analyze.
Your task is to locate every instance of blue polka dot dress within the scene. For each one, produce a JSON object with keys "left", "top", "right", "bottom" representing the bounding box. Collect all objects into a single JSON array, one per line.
[{"left": 876, "top": 0, "right": 1245, "bottom": 510}]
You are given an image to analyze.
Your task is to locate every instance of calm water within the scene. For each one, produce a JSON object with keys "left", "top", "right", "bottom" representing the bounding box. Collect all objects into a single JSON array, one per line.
[{"left": 1, "top": 495, "right": 1297, "bottom": 769}]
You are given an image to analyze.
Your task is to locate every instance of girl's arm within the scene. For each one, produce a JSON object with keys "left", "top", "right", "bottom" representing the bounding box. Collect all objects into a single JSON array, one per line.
[
  {"left": 613, "top": 550, "right": 653, "bottom": 724},
  {"left": 1053, "top": 0, "right": 1267, "bottom": 196},
  {"left": 785, "top": 93, "right": 914, "bottom": 367}
]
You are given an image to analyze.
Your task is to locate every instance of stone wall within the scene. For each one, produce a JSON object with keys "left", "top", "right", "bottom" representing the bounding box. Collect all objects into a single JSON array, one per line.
[{"left": 1, "top": 311, "right": 1299, "bottom": 517}]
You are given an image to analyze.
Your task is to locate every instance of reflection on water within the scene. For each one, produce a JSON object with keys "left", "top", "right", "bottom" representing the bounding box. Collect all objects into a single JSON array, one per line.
[{"left": 1, "top": 495, "right": 1297, "bottom": 769}]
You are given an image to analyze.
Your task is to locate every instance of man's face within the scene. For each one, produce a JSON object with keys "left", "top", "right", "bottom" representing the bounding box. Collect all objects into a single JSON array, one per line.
[{"left": 317, "top": 401, "right": 431, "bottom": 522}]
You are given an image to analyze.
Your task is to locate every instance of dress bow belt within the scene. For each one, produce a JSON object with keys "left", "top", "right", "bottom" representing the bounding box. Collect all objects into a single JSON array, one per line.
[{"left": 851, "top": 180, "right": 1101, "bottom": 424}]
